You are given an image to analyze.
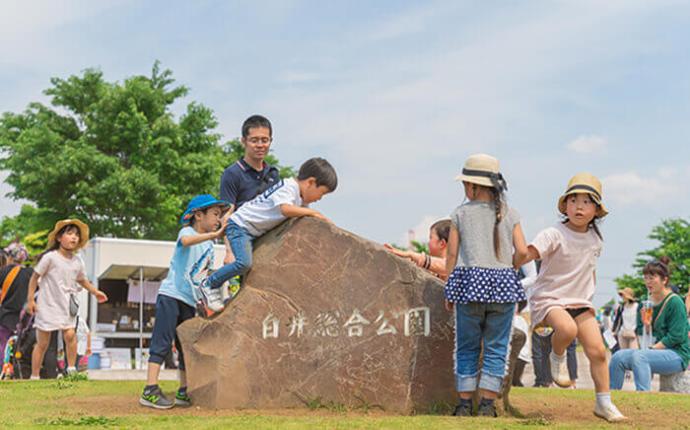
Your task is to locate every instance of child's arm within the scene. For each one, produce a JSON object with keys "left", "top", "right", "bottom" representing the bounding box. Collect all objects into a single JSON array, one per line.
[
  {"left": 180, "top": 218, "right": 228, "bottom": 247},
  {"left": 512, "top": 223, "right": 540, "bottom": 268},
  {"left": 26, "top": 272, "right": 40, "bottom": 315},
  {"left": 444, "top": 225, "right": 459, "bottom": 278},
  {"left": 280, "top": 204, "right": 331, "bottom": 223},
  {"left": 77, "top": 278, "right": 108, "bottom": 303}
]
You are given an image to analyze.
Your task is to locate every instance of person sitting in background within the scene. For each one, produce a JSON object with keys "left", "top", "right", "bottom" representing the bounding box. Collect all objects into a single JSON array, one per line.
[{"left": 610, "top": 258, "right": 690, "bottom": 391}]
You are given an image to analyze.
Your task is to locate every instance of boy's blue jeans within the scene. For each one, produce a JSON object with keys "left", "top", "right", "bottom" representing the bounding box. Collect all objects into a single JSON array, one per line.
[
  {"left": 207, "top": 221, "right": 254, "bottom": 289},
  {"left": 455, "top": 302, "right": 515, "bottom": 394},
  {"left": 609, "top": 348, "right": 684, "bottom": 391}
]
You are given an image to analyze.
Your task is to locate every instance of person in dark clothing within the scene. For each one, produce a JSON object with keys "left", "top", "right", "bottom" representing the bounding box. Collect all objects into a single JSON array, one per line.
[{"left": 0, "top": 264, "right": 33, "bottom": 353}]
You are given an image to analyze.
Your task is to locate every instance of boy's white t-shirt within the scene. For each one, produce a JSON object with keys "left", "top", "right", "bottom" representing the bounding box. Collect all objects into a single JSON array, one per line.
[
  {"left": 230, "top": 178, "right": 305, "bottom": 236},
  {"left": 33, "top": 250, "right": 87, "bottom": 331}
]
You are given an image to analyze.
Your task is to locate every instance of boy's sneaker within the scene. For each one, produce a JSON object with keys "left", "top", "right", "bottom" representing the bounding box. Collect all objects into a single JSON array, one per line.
[
  {"left": 549, "top": 351, "right": 573, "bottom": 388},
  {"left": 140, "top": 385, "right": 174, "bottom": 410},
  {"left": 175, "top": 388, "right": 191, "bottom": 407},
  {"left": 477, "top": 400, "right": 498, "bottom": 418},
  {"left": 593, "top": 403, "right": 627, "bottom": 422},
  {"left": 197, "top": 279, "right": 225, "bottom": 317},
  {"left": 452, "top": 400, "right": 473, "bottom": 417},
  {"left": 221, "top": 276, "right": 242, "bottom": 305}
]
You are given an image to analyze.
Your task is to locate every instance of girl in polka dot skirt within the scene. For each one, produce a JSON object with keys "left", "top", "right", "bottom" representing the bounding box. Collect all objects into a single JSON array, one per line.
[{"left": 444, "top": 154, "right": 527, "bottom": 418}]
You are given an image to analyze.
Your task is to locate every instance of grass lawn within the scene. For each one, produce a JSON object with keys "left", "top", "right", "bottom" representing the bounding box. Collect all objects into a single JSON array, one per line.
[{"left": 1, "top": 379, "right": 689, "bottom": 429}]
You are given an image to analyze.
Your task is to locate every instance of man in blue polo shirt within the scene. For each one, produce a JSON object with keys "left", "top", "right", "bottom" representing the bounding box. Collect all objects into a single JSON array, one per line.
[{"left": 219, "top": 114, "right": 280, "bottom": 263}]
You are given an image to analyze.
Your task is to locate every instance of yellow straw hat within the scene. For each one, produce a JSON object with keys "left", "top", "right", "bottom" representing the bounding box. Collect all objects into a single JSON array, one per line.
[
  {"left": 557, "top": 172, "right": 608, "bottom": 218},
  {"left": 47, "top": 219, "right": 90, "bottom": 250},
  {"left": 455, "top": 153, "right": 507, "bottom": 191},
  {"left": 618, "top": 287, "right": 636, "bottom": 302}
]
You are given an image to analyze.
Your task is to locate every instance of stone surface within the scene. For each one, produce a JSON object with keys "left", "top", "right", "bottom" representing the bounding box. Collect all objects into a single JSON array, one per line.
[
  {"left": 177, "top": 217, "right": 455, "bottom": 413},
  {"left": 659, "top": 370, "right": 690, "bottom": 393}
]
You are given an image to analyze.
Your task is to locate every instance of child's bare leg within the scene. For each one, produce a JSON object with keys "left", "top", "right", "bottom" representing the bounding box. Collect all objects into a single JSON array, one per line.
[
  {"left": 62, "top": 328, "right": 77, "bottom": 369},
  {"left": 575, "top": 311, "right": 609, "bottom": 393},
  {"left": 575, "top": 311, "right": 626, "bottom": 421},
  {"left": 147, "top": 362, "right": 162, "bottom": 386},
  {"left": 544, "top": 308, "right": 578, "bottom": 355},
  {"left": 31, "top": 329, "right": 51, "bottom": 378},
  {"left": 223, "top": 237, "right": 235, "bottom": 265}
]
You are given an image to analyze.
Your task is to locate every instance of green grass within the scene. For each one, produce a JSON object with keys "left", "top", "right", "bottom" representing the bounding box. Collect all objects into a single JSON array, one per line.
[{"left": 1, "top": 380, "right": 690, "bottom": 429}]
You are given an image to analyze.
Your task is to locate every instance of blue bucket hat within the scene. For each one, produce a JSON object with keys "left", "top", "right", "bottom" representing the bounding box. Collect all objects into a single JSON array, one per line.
[{"left": 180, "top": 194, "right": 229, "bottom": 225}]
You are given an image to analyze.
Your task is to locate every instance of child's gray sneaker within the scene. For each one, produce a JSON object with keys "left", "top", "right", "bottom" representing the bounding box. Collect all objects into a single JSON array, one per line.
[{"left": 140, "top": 385, "right": 174, "bottom": 410}]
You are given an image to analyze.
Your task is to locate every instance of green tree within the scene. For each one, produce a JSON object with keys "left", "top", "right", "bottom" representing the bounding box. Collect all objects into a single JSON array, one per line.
[
  {"left": 0, "top": 62, "right": 292, "bottom": 243},
  {"left": 614, "top": 218, "right": 690, "bottom": 299}
]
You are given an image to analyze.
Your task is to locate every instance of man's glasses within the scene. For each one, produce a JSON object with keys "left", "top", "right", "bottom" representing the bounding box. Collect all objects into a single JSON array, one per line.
[{"left": 246, "top": 137, "right": 272, "bottom": 145}]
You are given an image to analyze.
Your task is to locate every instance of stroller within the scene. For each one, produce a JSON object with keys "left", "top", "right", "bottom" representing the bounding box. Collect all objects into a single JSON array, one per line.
[
  {"left": 1, "top": 308, "right": 34, "bottom": 379},
  {"left": 0, "top": 308, "right": 62, "bottom": 379}
]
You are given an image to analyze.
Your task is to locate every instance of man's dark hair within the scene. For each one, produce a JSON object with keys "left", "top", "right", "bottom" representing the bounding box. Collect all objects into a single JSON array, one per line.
[
  {"left": 298, "top": 158, "right": 338, "bottom": 192},
  {"left": 242, "top": 115, "right": 272, "bottom": 138}
]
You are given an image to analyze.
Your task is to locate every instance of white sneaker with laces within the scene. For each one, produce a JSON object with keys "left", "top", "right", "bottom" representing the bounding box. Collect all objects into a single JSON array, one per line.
[
  {"left": 200, "top": 280, "right": 225, "bottom": 312},
  {"left": 549, "top": 351, "right": 572, "bottom": 388},
  {"left": 594, "top": 402, "right": 627, "bottom": 422}
]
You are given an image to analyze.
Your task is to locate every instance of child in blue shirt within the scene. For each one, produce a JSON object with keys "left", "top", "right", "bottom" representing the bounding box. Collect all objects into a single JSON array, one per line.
[
  {"left": 140, "top": 194, "right": 228, "bottom": 410},
  {"left": 199, "top": 157, "right": 337, "bottom": 315}
]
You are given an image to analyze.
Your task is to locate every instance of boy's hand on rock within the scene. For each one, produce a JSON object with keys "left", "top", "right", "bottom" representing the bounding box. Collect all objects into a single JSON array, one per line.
[{"left": 311, "top": 211, "right": 332, "bottom": 224}]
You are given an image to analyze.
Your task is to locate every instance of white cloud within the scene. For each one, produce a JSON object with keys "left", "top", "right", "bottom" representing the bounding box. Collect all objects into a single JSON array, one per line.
[
  {"left": 567, "top": 135, "right": 609, "bottom": 154},
  {"left": 602, "top": 168, "right": 688, "bottom": 206}
]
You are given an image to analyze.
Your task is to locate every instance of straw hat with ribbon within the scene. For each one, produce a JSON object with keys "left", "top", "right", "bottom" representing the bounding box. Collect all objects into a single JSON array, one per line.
[
  {"left": 455, "top": 153, "right": 507, "bottom": 192},
  {"left": 557, "top": 172, "right": 608, "bottom": 218},
  {"left": 47, "top": 219, "right": 90, "bottom": 250},
  {"left": 618, "top": 287, "right": 636, "bottom": 302}
]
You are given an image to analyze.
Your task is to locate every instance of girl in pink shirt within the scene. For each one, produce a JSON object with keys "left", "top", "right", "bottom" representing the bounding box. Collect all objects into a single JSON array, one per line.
[{"left": 515, "top": 173, "right": 625, "bottom": 423}]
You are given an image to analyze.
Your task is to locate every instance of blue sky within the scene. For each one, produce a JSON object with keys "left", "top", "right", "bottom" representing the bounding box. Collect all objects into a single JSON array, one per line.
[{"left": 2, "top": 1, "right": 690, "bottom": 306}]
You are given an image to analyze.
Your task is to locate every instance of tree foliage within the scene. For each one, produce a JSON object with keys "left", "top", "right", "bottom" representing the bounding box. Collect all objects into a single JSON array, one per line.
[
  {"left": 0, "top": 63, "right": 292, "bottom": 244},
  {"left": 614, "top": 218, "right": 690, "bottom": 299}
]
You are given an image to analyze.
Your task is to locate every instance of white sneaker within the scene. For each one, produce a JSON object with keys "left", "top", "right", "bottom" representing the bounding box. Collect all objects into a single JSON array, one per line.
[
  {"left": 199, "top": 279, "right": 225, "bottom": 313},
  {"left": 550, "top": 351, "right": 572, "bottom": 388},
  {"left": 594, "top": 402, "right": 627, "bottom": 422}
]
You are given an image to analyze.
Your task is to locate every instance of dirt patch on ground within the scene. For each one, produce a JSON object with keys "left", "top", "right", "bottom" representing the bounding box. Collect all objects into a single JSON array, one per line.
[{"left": 69, "top": 389, "right": 690, "bottom": 428}]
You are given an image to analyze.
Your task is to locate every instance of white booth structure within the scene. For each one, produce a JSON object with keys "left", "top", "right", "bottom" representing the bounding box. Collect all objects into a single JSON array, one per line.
[{"left": 78, "top": 237, "right": 224, "bottom": 369}]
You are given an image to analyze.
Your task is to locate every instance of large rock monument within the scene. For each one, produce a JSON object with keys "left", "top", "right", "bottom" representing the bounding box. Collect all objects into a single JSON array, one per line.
[{"left": 177, "top": 217, "right": 455, "bottom": 413}]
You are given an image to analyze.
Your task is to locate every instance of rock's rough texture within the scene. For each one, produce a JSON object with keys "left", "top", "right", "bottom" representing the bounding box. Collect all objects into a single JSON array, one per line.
[
  {"left": 177, "top": 217, "right": 455, "bottom": 413},
  {"left": 660, "top": 370, "right": 690, "bottom": 393}
]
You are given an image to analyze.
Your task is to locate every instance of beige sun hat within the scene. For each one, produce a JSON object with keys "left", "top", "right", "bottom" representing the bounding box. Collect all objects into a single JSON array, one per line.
[
  {"left": 47, "top": 219, "right": 90, "bottom": 250},
  {"left": 557, "top": 172, "right": 609, "bottom": 218},
  {"left": 618, "top": 287, "right": 636, "bottom": 302},
  {"left": 455, "top": 153, "right": 507, "bottom": 191}
]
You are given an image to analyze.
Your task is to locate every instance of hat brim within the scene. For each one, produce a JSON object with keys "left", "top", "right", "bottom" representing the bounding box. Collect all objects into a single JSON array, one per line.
[
  {"left": 454, "top": 174, "right": 494, "bottom": 188},
  {"left": 180, "top": 200, "right": 230, "bottom": 225},
  {"left": 558, "top": 191, "right": 608, "bottom": 218},
  {"left": 47, "top": 219, "right": 90, "bottom": 250},
  {"left": 618, "top": 291, "right": 635, "bottom": 301}
]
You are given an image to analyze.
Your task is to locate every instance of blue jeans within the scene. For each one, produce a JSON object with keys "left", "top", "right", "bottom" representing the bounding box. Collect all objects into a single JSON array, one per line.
[
  {"left": 455, "top": 302, "right": 515, "bottom": 393},
  {"left": 207, "top": 221, "right": 254, "bottom": 289},
  {"left": 610, "top": 348, "right": 685, "bottom": 391}
]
